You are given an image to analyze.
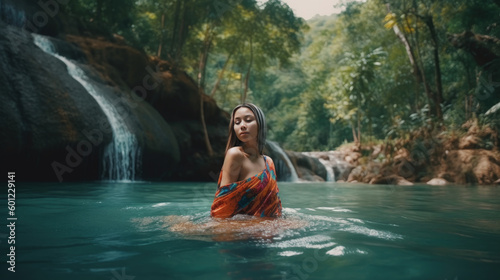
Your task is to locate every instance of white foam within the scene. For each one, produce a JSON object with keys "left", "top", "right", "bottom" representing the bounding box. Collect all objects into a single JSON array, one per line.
[
  {"left": 326, "top": 246, "right": 345, "bottom": 256},
  {"left": 152, "top": 202, "right": 170, "bottom": 208},
  {"left": 125, "top": 206, "right": 144, "bottom": 210},
  {"left": 341, "top": 225, "right": 403, "bottom": 240},
  {"left": 317, "top": 207, "right": 352, "bottom": 212},
  {"left": 347, "top": 218, "right": 364, "bottom": 224},
  {"left": 268, "top": 235, "right": 336, "bottom": 249},
  {"left": 279, "top": 251, "right": 304, "bottom": 257},
  {"left": 283, "top": 208, "right": 299, "bottom": 214}
]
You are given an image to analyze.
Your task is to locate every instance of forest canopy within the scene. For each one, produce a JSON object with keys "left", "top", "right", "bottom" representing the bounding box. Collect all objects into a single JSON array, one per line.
[{"left": 65, "top": 0, "right": 500, "bottom": 152}]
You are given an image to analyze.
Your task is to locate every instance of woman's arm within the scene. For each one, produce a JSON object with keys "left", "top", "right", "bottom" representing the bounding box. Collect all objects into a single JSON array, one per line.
[{"left": 219, "top": 147, "right": 244, "bottom": 186}]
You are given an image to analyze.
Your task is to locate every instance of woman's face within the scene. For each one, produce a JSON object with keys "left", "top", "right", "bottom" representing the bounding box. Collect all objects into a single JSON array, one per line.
[{"left": 233, "top": 107, "right": 259, "bottom": 143}]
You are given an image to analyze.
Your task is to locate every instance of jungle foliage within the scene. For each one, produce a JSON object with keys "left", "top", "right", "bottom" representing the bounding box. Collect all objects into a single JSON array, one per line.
[{"left": 65, "top": 0, "right": 500, "bottom": 151}]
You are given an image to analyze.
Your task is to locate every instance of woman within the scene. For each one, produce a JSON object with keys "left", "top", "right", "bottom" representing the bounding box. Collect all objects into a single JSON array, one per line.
[{"left": 210, "top": 103, "right": 282, "bottom": 218}]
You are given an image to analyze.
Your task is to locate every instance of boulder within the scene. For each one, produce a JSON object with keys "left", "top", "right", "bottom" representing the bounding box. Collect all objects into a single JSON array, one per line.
[
  {"left": 301, "top": 150, "right": 356, "bottom": 181},
  {"left": 0, "top": 24, "right": 111, "bottom": 181},
  {"left": 296, "top": 167, "right": 325, "bottom": 182},
  {"left": 458, "top": 135, "right": 481, "bottom": 149},
  {"left": 66, "top": 35, "right": 230, "bottom": 181},
  {"left": 0, "top": 24, "right": 195, "bottom": 181},
  {"left": 370, "top": 175, "right": 413, "bottom": 186},
  {"left": 347, "top": 162, "right": 383, "bottom": 183},
  {"left": 426, "top": 178, "right": 449, "bottom": 186},
  {"left": 347, "top": 166, "right": 367, "bottom": 183},
  {"left": 286, "top": 151, "right": 327, "bottom": 181},
  {"left": 441, "top": 149, "right": 500, "bottom": 184}
]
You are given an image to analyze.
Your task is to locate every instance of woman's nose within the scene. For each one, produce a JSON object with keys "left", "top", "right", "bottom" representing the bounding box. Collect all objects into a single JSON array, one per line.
[{"left": 241, "top": 124, "right": 247, "bottom": 130}]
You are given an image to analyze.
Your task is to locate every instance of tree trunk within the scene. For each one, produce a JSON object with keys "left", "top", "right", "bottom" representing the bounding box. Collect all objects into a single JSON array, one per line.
[
  {"left": 412, "top": 15, "right": 436, "bottom": 117},
  {"left": 96, "top": 0, "right": 103, "bottom": 23},
  {"left": 176, "top": 0, "right": 189, "bottom": 62},
  {"left": 170, "top": 0, "right": 182, "bottom": 60},
  {"left": 242, "top": 37, "right": 253, "bottom": 103},
  {"left": 351, "top": 122, "right": 358, "bottom": 144},
  {"left": 386, "top": 4, "right": 420, "bottom": 83},
  {"left": 210, "top": 52, "right": 233, "bottom": 97},
  {"left": 157, "top": 13, "right": 166, "bottom": 58},
  {"left": 198, "top": 25, "right": 214, "bottom": 156},
  {"left": 357, "top": 115, "right": 361, "bottom": 145},
  {"left": 425, "top": 15, "right": 444, "bottom": 120},
  {"left": 356, "top": 92, "right": 362, "bottom": 145},
  {"left": 387, "top": 3, "right": 436, "bottom": 118},
  {"left": 170, "top": 0, "right": 187, "bottom": 63}
]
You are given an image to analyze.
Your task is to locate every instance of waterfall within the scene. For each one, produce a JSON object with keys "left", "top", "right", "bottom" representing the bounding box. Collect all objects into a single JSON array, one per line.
[
  {"left": 319, "top": 159, "right": 335, "bottom": 182},
  {"left": 301, "top": 151, "right": 335, "bottom": 182},
  {"left": 266, "top": 141, "right": 299, "bottom": 182},
  {"left": 32, "top": 34, "right": 140, "bottom": 181}
]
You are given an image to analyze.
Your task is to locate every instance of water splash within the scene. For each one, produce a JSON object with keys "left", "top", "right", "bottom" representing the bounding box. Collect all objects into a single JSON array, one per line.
[{"left": 32, "top": 34, "right": 140, "bottom": 181}]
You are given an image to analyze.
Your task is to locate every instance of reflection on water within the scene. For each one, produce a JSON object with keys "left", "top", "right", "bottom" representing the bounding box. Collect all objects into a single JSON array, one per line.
[
  {"left": 161, "top": 214, "right": 306, "bottom": 242},
  {"left": 13, "top": 182, "right": 500, "bottom": 280}
]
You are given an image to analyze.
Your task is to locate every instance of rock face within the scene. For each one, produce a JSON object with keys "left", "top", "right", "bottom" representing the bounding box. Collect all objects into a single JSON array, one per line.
[
  {"left": 0, "top": 24, "right": 182, "bottom": 181},
  {"left": 286, "top": 151, "right": 327, "bottom": 181},
  {"left": 1, "top": 23, "right": 109, "bottom": 181},
  {"left": 301, "top": 150, "right": 357, "bottom": 181},
  {"left": 300, "top": 135, "right": 500, "bottom": 185},
  {"left": 440, "top": 150, "right": 500, "bottom": 184},
  {"left": 0, "top": 18, "right": 229, "bottom": 181},
  {"left": 64, "top": 35, "right": 230, "bottom": 181},
  {"left": 370, "top": 174, "right": 413, "bottom": 186}
]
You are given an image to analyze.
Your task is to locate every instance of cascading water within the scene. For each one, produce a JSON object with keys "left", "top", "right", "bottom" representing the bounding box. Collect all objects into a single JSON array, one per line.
[
  {"left": 32, "top": 34, "right": 140, "bottom": 181},
  {"left": 303, "top": 151, "right": 360, "bottom": 182},
  {"left": 301, "top": 151, "right": 335, "bottom": 182},
  {"left": 266, "top": 140, "right": 299, "bottom": 182},
  {"left": 320, "top": 159, "right": 335, "bottom": 181}
]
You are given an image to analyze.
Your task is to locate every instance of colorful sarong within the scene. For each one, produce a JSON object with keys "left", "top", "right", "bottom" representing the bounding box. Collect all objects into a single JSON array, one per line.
[{"left": 211, "top": 156, "right": 282, "bottom": 218}]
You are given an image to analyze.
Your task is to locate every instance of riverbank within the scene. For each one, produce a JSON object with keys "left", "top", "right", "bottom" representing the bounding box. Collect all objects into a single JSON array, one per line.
[{"left": 289, "top": 120, "right": 500, "bottom": 185}]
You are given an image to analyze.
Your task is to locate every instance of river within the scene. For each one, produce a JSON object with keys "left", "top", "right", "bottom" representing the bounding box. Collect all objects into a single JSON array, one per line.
[{"left": 8, "top": 182, "right": 500, "bottom": 279}]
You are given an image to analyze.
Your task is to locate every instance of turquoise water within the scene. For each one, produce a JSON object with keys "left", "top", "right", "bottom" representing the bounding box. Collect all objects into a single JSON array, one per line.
[{"left": 5, "top": 182, "right": 500, "bottom": 280}]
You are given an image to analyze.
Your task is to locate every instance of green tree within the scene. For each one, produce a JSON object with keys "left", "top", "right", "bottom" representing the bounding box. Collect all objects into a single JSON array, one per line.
[{"left": 326, "top": 48, "right": 386, "bottom": 143}]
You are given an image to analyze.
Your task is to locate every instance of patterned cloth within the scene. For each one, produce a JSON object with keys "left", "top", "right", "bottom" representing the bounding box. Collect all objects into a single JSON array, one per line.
[{"left": 211, "top": 156, "right": 282, "bottom": 218}]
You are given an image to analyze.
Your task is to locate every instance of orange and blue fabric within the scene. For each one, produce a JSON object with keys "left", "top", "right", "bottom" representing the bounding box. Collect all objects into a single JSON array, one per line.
[{"left": 211, "top": 156, "right": 282, "bottom": 218}]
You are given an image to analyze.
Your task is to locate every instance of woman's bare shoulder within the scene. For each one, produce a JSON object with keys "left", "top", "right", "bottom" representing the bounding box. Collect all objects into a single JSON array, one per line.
[
  {"left": 226, "top": 146, "right": 245, "bottom": 158},
  {"left": 221, "top": 147, "right": 245, "bottom": 185},
  {"left": 224, "top": 147, "right": 245, "bottom": 166}
]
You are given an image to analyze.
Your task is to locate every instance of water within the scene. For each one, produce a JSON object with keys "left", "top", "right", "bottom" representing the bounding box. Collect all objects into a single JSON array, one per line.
[
  {"left": 318, "top": 158, "right": 335, "bottom": 181},
  {"left": 32, "top": 34, "right": 141, "bottom": 181},
  {"left": 267, "top": 141, "right": 299, "bottom": 182},
  {"left": 7, "top": 182, "right": 500, "bottom": 280}
]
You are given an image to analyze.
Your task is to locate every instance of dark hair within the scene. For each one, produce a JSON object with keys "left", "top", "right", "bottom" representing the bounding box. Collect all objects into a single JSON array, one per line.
[{"left": 225, "top": 103, "right": 267, "bottom": 155}]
